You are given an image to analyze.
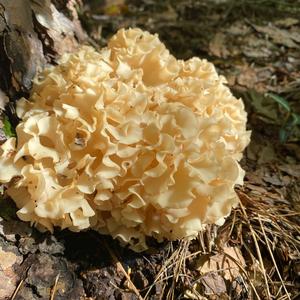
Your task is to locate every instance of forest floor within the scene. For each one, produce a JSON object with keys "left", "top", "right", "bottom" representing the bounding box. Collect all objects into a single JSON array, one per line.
[{"left": 0, "top": 0, "right": 300, "bottom": 299}]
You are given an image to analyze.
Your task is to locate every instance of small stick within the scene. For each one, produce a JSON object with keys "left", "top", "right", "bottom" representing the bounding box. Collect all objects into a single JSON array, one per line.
[
  {"left": 50, "top": 273, "right": 60, "bottom": 300},
  {"left": 104, "top": 241, "right": 144, "bottom": 300},
  {"left": 11, "top": 279, "right": 24, "bottom": 300}
]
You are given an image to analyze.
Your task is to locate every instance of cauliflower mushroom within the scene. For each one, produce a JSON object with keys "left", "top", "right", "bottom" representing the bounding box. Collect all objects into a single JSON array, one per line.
[{"left": 0, "top": 28, "right": 250, "bottom": 251}]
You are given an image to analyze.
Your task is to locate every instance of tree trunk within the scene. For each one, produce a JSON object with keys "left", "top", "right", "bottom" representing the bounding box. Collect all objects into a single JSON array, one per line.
[
  {"left": 0, "top": 0, "right": 86, "bottom": 99},
  {"left": 0, "top": 1, "right": 88, "bottom": 299}
]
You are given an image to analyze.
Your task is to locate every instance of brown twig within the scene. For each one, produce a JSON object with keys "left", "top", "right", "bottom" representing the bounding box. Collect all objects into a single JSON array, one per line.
[
  {"left": 50, "top": 273, "right": 60, "bottom": 300},
  {"left": 104, "top": 241, "right": 144, "bottom": 300},
  {"left": 11, "top": 279, "right": 24, "bottom": 300}
]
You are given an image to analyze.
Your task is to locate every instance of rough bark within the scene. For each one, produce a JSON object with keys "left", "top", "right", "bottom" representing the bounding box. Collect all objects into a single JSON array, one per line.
[{"left": 0, "top": 0, "right": 85, "bottom": 100}]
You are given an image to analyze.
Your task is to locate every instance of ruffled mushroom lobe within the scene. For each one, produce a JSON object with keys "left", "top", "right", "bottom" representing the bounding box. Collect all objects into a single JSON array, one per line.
[{"left": 0, "top": 28, "right": 250, "bottom": 251}]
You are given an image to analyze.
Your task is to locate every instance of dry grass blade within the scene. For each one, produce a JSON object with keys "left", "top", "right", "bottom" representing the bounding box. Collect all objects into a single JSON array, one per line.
[
  {"left": 239, "top": 199, "right": 272, "bottom": 299},
  {"left": 144, "top": 243, "right": 179, "bottom": 299},
  {"left": 50, "top": 274, "right": 60, "bottom": 300},
  {"left": 224, "top": 252, "right": 261, "bottom": 299},
  {"left": 235, "top": 185, "right": 300, "bottom": 299},
  {"left": 258, "top": 216, "right": 291, "bottom": 300},
  {"left": 143, "top": 240, "right": 191, "bottom": 300},
  {"left": 11, "top": 279, "right": 24, "bottom": 300},
  {"left": 292, "top": 292, "right": 300, "bottom": 300},
  {"left": 168, "top": 240, "right": 190, "bottom": 299},
  {"left": 104, "top": 241, "right": 145, "bottom": 300}
]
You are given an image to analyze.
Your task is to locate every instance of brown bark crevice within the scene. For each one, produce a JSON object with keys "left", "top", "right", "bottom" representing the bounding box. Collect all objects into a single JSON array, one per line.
[{"left": 0, "top": 0, "right": 86, "bottom": 100}]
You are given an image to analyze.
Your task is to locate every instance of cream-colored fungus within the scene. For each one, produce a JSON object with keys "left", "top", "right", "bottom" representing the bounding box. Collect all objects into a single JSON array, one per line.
[{"left": 0, "top": 28, "right": 250, "bottom": 251}]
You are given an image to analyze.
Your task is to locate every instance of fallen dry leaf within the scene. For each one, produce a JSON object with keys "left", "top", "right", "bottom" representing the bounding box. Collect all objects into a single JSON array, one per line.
[
  {"left": 209, "top": 32, "right": 230, "bottom": 58},
  {"left": 278, "top": 164, "right": 300, "bottom": 178},
  {"left": 201, "top": 272, "right": 227, "bottom": 296},
  {"left": 237, "top": 66, "right": 258, "bottom": 89},
  {"left": 242, "top": 35, "right": 273, "bottom": 58},
  {"left": 257, "top": 145, "right": 278, "bottom": 164},
  {"left": 263, "top": 174, "right": 283, "bottom": 186},
  {"left": 247, "top": 142, "right": 278, "bottom": 164},
  {"left": 253, "top": 24, "right": 300, "bottom": 48},
  {"left": 275, "top": 18, "right": 299, "bottom": 28},
  {"left": 226, "top": 21, "right": 251, "bottom": 36},
  {"left": 197, "top": 247, "right": 246, "bottom": 282},
  {"left": 245, "top": 184, "right": 269, "bottom": 195}
]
